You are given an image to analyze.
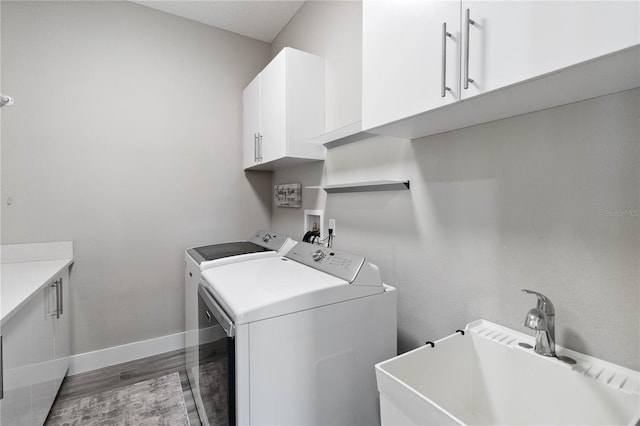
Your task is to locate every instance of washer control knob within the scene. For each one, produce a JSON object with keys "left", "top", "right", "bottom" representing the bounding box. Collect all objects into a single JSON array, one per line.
[
  {"left": 262, "top": 234, "right": 272, "bottom": 243},
  {"left": 312, "top": 249, "right": 325, "bottom": 262}
]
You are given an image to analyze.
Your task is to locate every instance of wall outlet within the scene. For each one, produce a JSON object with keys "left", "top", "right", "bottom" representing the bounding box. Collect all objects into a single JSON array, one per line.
[{"left": 329, "top": 219, "right": 336, "bottom": 236}]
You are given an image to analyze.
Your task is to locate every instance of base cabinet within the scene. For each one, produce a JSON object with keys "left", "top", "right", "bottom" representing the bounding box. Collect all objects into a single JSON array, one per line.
[
  {"left": 1, "top": 307, "right": 32, "bottom": 425},
  {"left": 53, "top": 269, "right": 71, "bottom": 390},
  {"left": 1, "top": 268, "right": 71, "bottom": 426},
  {"left": 30, "top": 285, "right": 57, "bottom": 426}
]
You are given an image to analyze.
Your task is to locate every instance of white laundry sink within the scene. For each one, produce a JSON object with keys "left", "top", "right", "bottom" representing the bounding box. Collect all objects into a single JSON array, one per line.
[{"left": 376, "top": 320, "right": 640, "bottom": 425}]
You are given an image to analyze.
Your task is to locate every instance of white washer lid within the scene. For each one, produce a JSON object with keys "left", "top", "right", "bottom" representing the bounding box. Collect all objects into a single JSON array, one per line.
[{"left": 201, "top": 256, "right": 383, "bottom": 324}]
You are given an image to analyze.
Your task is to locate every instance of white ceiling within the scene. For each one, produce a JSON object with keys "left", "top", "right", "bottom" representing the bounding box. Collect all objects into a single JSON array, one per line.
[{"left": 131, "top": 0, "right": 306, "bottom": 43}]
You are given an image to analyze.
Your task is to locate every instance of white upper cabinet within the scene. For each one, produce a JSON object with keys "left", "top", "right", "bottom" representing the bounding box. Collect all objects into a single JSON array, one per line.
[
  {"left": 462, "top": 0, "right": 640, "bottom": 99},
  {"left": 363, "top": 0, "right": 640, "bottom": 139},
  {"left": 259, "top": 53, "right": 288, "bottom": 165},
  {"left": 243, "top": 47, "right": 325, "bottom": 171},
  {"left": 363, "top": 0, "right": 462, "bottom": 130},
  {"left": 243, "top": 75, "right": 261, "bottom": 170}
]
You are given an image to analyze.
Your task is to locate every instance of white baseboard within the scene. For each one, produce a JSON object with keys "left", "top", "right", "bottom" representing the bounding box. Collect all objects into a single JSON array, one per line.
[{"left": 68, "top": 332, "right": 186, "bottom": 376}]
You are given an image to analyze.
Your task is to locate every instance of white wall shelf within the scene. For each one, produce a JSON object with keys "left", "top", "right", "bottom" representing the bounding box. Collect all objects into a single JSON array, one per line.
[
  {"left": 309, "top": 121, "right": 376, "bottom": 149},
  {"left": 306, "top": 180, "right": 410, "bottom": 193}
]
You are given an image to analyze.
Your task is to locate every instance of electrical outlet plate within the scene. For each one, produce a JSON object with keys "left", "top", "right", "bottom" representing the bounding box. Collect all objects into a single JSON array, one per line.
[{"left": 304, "top": 209, "right": 324, "bottom": 240}]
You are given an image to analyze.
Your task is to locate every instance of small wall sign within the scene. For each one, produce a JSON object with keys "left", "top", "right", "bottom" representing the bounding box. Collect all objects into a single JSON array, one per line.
[{"left": 274, "top": 183, "right": 302, "bottom": 208}]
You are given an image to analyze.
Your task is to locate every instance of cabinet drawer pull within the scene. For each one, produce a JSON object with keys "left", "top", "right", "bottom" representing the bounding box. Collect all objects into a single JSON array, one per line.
[
  {"left": 258, "top": 133, "right": 263, "bottom": 163},
  {"left": 464, "top": 8, "right": 476, "bottom": 90},
  {"left": 441, "top": 22, "right": 452, "bottom": 97}
]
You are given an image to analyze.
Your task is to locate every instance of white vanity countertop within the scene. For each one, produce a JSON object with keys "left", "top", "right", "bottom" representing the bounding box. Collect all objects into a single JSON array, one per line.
[{"left": 1, "top": 241, "right": 73, "bottom": 326}]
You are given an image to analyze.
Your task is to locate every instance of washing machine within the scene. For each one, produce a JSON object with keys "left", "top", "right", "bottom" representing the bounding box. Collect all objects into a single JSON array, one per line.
[
  {"left": 184, "top": 230, "right": 296, "bottom": 422},
  {"left": 199, "top": 241, "right": 397, "bottom": 426}
]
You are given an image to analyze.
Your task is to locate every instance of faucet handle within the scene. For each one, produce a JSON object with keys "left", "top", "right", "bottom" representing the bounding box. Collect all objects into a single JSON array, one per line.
[{"left": 522, "top": 289, "right": 555, "bottom": 315}]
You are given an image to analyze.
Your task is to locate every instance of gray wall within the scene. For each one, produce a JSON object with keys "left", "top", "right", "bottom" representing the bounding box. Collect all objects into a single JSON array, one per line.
[
  {"left": 2, "top": 0, "right": 638, "bottom": 371},
  {"left": 271, "top": 1, "right": 640, "bottom": 370},
  {"left": 1, "top": 1, "right": 272, "bottom": 354},
  {"left": 271, "top": 0, "right": 362, "bottom": 133}
]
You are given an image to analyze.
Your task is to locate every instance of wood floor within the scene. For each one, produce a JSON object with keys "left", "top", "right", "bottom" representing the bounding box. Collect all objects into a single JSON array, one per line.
[{"left": 45, "top": 348, "right": 202, "bottom": 426}]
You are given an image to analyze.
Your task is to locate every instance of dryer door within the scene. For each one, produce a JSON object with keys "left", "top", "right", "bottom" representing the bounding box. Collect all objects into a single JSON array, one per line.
[{"left": 197, "top": 284, "right": 236, "bottom": 426}]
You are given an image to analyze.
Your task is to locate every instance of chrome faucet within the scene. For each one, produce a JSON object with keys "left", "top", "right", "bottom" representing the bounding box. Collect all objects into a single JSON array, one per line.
[{"left": 522, "top": 289, "right": 556, "bottom": 357}]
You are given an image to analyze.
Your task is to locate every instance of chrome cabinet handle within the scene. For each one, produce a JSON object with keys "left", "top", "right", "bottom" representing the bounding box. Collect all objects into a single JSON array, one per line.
[
  {"left": 48, "top": 278, "right": 63, "bottom": 318},
  {"left": 464, "top": 8, "right": 476, "bottom": 90},
  {"left": 56, "top": 279, "right": 60, "bottom": 319},
  {"left": 254, "top": 133, "right": 258, "bottom": 163},
  {"left": 258, "top": 133, "right": 263, "bottom": 163},
  {"left": 59, "top": 277, "right": 64, "bottom": 316},
  {"left": 1, "top": 335, "right": 4, "bottom": 400},
  {"left": 441, "top": 22, "right": 452, "bottom": 97},
  {"left": 49, "top": 281, "right": 59, "bottom": 317}
]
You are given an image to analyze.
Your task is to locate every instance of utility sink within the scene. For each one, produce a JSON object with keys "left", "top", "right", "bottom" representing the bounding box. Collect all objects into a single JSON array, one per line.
[{"left": 376, "top": 320, "right": 640, "bottom": 425}]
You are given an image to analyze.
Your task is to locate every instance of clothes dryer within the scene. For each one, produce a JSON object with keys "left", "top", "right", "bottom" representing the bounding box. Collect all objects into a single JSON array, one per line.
[
  {"left": 184, "top": 230, "right": 295, "bottom": 422},
  {"left": 199, "top": 242, "right": 397, "bottom": 426}
]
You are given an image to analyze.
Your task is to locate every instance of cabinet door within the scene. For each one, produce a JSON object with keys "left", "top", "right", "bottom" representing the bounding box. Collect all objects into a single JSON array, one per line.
[
  {"left": 30, "top": 285, "right": 57, "bottom": 426},
  {"left": 462, "top": 0, "right": 640, "bottom": 99},
  {"left": 243, "top": 75, "right": 261, "bottom": 169},
  {"left": 363, "top": 0, "right": 461, "bottom": 130},
  {"left": 259, "top": 51, "right": 287, "bottom": 165},
  {"left": 285, "top": 49, "right": 325, "bottom": 158},
  {"left": 53, "top": 270, "right": 71, "bottom": 390},
  {"left": 1, "top": 307, "right": 33, "bottom": 426}
]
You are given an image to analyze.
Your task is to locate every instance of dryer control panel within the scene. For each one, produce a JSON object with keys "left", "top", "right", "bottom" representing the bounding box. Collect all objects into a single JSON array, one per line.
[
  {"left": 248, "top": 230, "right": 292, "bottom": 251},
  {"left": 285, "top": 242, "right": 366, "bottom": 283}
]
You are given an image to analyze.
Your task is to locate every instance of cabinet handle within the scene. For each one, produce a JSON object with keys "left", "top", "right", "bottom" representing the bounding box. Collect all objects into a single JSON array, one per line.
[
  {"left": 55, "top": 279, "right": 61, "bottom": 319},
  {"left": 441, "top": 22, "right": 452, "bottom": 97},
  {"left": 49, "top": 282, "right": 59, "bottom": 317},
  {"left": 258, "top": 133, "right": 263, "bottom": 163},
  {"left": 48, "top": 278, "right": 62, "bottom": 319},
  {"left": 1, "top": 334, "right": 4, "bottom": 400},
  {"left": 464, "top": 8, "right": 476, "bottom": 90},
  {"left": 59, "top": 277, "right": 64, "bottom": 316},
  {"left": 254, "top": 133, "right": 258, "bottom": 163}
]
